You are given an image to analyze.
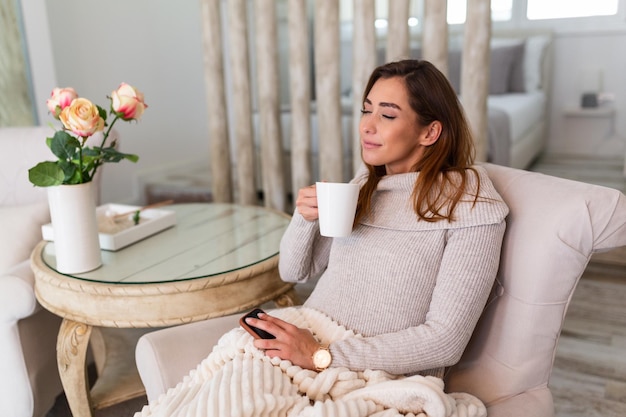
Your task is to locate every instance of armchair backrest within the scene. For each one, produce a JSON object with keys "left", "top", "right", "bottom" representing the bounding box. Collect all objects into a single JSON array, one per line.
[
  {"left": 446, "top": 164, "right": 626, "bottom": 407},
  {"left": 0, "top": 126, "right": 116, "bottom": 206},
  {"left": 0, "top": 126, "right": 56, "bottom": 206}
]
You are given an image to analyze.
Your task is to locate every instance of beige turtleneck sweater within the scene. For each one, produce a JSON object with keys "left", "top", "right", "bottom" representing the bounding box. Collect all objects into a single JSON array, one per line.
[{"left": 278, "top": 165, "right": 509, "bottom": 377}]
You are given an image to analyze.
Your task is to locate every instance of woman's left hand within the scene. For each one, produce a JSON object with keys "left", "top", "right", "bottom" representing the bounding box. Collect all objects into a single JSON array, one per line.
[{"left": 245, "top": 312, "right": 320, "bottom": 370}]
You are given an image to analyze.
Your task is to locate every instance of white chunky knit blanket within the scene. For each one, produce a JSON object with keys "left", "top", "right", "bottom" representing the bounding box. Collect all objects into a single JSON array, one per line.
[{"left": 134, "top": 307, "right": 486, "bottom": 417}]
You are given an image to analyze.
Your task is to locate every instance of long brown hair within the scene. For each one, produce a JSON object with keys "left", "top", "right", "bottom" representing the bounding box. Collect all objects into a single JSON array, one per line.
[{"left": 354, "top": 59, "right": 478, "bottom": 224}]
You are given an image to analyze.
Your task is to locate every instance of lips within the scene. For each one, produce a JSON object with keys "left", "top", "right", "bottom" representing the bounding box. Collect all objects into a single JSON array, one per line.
[{"left": 362, "top": 140, "right": 381, "bottom": 149}]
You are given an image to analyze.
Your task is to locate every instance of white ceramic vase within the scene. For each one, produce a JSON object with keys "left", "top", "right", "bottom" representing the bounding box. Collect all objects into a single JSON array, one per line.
[{"left": 47, "top": 181, "right": 102, "bottom": 274}]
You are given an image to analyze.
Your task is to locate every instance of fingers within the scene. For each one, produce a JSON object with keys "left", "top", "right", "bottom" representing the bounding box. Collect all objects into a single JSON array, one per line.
[
  {"left": 247, "top": 313, "right": 319, "bottom": 370},
  {"left": 245, "top": 313, "right": 292, "bottom": 339},
  {"left": 248, "top": 314, "right": 290, "bottom": 351},
  {"left": 295, "top": 184, "right": 319, "bottom": 221}
]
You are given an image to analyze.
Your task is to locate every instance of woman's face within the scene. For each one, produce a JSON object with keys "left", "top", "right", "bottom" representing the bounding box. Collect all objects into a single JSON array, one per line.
[{"left": 360, "top": 76, "right": 435, "bottom": 175}]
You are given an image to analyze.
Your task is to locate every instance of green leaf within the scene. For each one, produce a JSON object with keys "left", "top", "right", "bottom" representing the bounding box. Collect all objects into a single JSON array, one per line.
[
  {"left": 100, "top": 147, "right": 139, "bottom": 163},
  {"left": 97, "top": 105, "right": 108, "bottom": 123},
  {"left": 58, "top": 159, "right": 79, "bottom": 183},
  {"left": 66, "top": 170, "right": 83, "bottom": 184},
  {"left": 28, "top": 161, "right": 65, "bottom": 186},
  {"left": 50, "top": 131, "right": 81, "bottom": 160},
  {"left": 82, "top": 147, "right": 101, "bottom": 158}
]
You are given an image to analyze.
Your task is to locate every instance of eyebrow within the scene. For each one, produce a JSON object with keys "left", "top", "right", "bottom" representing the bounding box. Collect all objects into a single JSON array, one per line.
[{"left": 363, "top": 98, "right": 402, "bottom": 110}]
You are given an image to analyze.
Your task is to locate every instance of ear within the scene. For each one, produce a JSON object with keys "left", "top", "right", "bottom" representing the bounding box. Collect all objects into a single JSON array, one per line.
[{"left": 418, "top": 121, "right": 442, "bottom": 146}]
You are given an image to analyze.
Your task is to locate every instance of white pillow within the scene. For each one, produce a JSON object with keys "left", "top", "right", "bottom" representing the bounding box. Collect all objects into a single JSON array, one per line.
[
  {"left": 0, "top": 202, "right": 50, "bottom": 274},
  {"left": 524, "top": 35, "right": 550, "bottom": 92}
]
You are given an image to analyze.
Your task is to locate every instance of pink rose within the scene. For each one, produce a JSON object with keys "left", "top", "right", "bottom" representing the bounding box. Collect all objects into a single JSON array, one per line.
[
  {"left": 59, "top": 98, "right": 105, "bottom": 138},
  {"left": 111, "top": 83, "right": 147, "bottom": 120},
  {"left": 46, "top": 87, "right": 78, "bottom": 119}
]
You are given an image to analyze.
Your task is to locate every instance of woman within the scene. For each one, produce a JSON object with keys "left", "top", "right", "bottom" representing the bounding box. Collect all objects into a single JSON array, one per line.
[{"left": 246, "top": 59, "right": 509, "bottom": 378}]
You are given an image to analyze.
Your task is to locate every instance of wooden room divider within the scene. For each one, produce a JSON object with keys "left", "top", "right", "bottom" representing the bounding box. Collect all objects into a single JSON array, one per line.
[{"left": 199, "top": 0, "right": 491, "bottom": 212}]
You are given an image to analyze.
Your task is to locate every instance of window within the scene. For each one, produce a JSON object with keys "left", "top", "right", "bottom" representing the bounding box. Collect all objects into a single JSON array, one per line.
[
  {"left": 447, "top": 0, "right": 513, "bottom": 24},
  {"left": 447, "top": 0, "right": 467, "bottom": 24},
  {"left": 527, "top": 0, "right": 619, "bottom": 20}
]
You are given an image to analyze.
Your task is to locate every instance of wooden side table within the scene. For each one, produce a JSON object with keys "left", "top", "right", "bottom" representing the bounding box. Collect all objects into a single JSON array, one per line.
[{"left": 31, "top": 203, "right": 299, "bottom": 417}]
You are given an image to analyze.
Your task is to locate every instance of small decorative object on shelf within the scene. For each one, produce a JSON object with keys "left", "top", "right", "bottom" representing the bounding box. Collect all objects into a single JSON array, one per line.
[
  {"left": 28, "top": 83, "right": 148, "bottom": 273},
  {"left": 581, "top": 92, "right": 598, "bottom": 108}
]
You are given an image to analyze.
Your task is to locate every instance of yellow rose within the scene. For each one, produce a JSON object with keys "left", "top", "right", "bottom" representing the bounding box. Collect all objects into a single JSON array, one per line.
[
  {"left": 59, "top": 98, "right": 105, "bottom": 138},
  {"left": 111, "top": 83, "right": 148, "bottom": 120}
]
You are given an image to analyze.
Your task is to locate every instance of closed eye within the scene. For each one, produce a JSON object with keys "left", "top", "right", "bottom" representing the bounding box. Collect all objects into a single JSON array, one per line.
[{"left": 361, "top": 107, "right": 395, "bottom": 120}]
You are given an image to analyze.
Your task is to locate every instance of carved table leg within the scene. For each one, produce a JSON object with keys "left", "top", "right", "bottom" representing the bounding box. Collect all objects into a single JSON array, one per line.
[
  {"left": 57, "top": 319, "right": 94, "bottom": 417},
  {"left": 274, "top": 287, "right": 302, "bottom": 307}
]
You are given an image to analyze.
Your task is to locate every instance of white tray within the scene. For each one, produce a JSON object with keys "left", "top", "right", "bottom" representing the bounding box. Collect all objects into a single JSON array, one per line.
[{"left": 42, "top": 203, "right": 177, "bottom": 251}]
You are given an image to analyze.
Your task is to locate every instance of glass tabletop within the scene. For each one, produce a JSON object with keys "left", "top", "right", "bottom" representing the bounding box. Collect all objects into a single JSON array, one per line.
[{"left": 41, "top": 203, "right": 291, "bottom": 284}]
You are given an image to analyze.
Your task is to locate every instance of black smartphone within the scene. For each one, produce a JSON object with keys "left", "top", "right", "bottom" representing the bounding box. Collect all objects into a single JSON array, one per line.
[{"left": 239, "top": 308, "right": 276, "bottom": 339}]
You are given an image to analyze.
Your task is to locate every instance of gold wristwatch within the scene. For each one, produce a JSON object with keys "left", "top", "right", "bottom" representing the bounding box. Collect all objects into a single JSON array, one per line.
[{"left": 312, "top": 344, "right": 332, "bottom": 371}]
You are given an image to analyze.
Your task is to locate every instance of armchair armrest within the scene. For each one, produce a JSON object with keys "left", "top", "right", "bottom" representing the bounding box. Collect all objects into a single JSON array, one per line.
[
  {"left": 0, "top": 260, "right": 39, "bottom": 322},
  {"left": 136, "top": 314, "right": 240, "bottom": 403},
  {"left": 0, "top": 260, "right": 56, "bottom": 417}
]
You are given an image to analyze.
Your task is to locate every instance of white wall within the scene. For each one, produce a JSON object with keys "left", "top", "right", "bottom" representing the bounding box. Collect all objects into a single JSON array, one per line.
[{"left": 547, "top": 30, "right": 626, "bottom": 157}]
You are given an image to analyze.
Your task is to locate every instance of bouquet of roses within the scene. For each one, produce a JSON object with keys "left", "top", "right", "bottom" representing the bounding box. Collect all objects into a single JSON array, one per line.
[{"left": 28, "top": 83, "right": 147, "bottom": 187}]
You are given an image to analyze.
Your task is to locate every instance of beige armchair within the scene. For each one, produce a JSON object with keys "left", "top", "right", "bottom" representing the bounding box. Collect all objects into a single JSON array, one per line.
[
  {"left": 135, "top": 164, "right": 626, "bottom": 416},
  {"left": 0, "top": 126, "right": 111, "bottom": 417}
]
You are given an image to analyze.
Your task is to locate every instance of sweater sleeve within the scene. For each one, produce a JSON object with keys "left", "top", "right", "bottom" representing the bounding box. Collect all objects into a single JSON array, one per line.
[
  {"left": 328, "top": 220, "right": 506, "bottom": 375},
  {"left": 278, "top": 211, "right": 333, "bottom": 284}
]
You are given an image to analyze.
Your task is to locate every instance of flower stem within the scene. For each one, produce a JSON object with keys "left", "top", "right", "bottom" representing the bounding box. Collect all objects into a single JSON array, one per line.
[
  {"left": 78, "top": 138, "right": 85, "bottom": 182},
  {"left": 91, "top": 114, "right": 121, "bottom": 181},
  {"left": 101, "top": 114, "right": 120, "bottom": 149}
]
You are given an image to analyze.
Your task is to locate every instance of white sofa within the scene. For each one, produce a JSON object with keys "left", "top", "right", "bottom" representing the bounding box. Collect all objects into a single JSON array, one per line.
[
  {"left": 135, "top": 163, "right": 626, "bottom": 416},
  {"left": 0, "top": 126, "right": 111, "bottom": 417}
]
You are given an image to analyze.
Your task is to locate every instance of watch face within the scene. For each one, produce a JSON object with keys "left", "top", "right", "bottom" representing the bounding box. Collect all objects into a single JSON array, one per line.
[{"left": 313, "top": 348, "right": 332, "bottom": 369}]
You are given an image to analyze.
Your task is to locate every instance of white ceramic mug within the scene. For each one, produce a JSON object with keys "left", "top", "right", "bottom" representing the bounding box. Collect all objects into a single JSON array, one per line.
[{"left": 316, "top": 182, "right": 360, "bottom": 237}]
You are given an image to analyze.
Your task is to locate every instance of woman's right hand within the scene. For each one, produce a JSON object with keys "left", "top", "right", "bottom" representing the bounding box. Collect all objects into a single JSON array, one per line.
[
  {"left": 295, "top": 184, "right": 319, "bottom": 221},
  {"left": 248, "top": 312, "right": 321, "bottom": 371}
]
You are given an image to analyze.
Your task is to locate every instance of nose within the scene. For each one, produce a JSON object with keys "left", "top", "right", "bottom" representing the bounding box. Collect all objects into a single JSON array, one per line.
[{"left": 360, "top": 115, "right": 375, "bottom": 136}]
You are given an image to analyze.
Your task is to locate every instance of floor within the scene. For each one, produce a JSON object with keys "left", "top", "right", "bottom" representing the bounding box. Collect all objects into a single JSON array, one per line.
[
  {"left": 550, "top": 249, "right": 626, "bottom": 417},
  {"left": 528, "top": 153, "right": 626, "bottom": 193},
  {"left": 46, "top": 154, "right": 626, "bottom": 417}
]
